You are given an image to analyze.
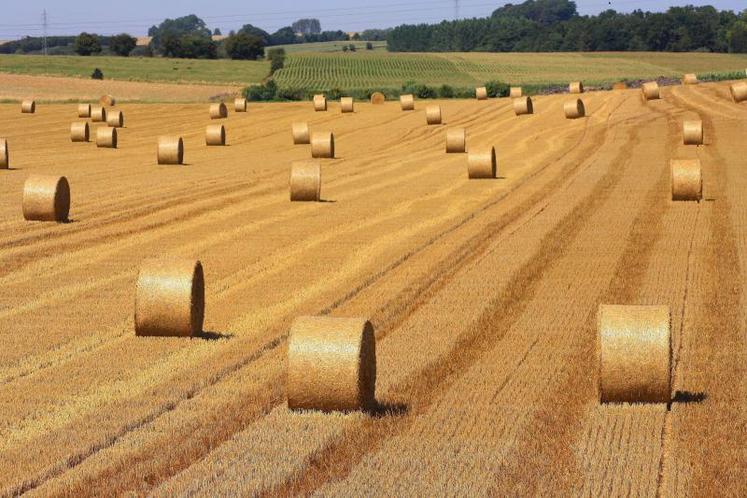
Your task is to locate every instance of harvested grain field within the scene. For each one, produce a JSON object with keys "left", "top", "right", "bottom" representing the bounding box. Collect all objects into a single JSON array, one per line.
[{"left": 0, "top": 81, "right": 745, "bottom": 496}]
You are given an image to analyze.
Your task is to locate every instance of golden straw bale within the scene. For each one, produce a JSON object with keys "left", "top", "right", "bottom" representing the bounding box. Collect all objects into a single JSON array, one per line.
[
  {"left": 682, "top": 73, "right": 699, "bottom": 85},
  {"left": 563, "top": 99, "right": 586, "bottom": 119},
  {"left": 96, "top": 127, "right": 117, "bottom": 148},
  {"left": 91, "top": 106, "right": 107, "bottom": 122},
  {"left": 205, "top": 124, "right": 226, "bottom": 146},
  {"left": 234, "top": 97, "right": 247, "bottom": 112},
  {"left": 313, "top": 94, "right": 327, "bottom": 111},
  {"left": 310, "top": 131, "right": 335, "bottom": 158},
  {"left": 400, "top": 94, "right": 415, "bottom": 111},
  {"left": 77, "top": 103, "right": 91, "bottom": 118},
  {"left": 509, "top": 87, "right": 522, "bottom": 98},
  {"left": 569, "top": 81, "right": 584, "bottom": 94},
  {"left": 730, "top": 82, "right": 747, "bottom": 103},
  {"left": 135, "top": 258, "right": 205, "bottom": 337},
  {"left": 70, "top": 122, "right": 89, "bottom": 142},
  {"left": 513, "top": 96, "right": 533, "bottom": 115},
  {"left": 287, "top": 316, "right": 376, "bottom": 412},
  {"left": 107, "top": 110, "right": 124, "bottom": 128},
  {"left": 0, "top": 138, "right": 8, "bottom": 169},
  {"left": 475, "top": 87, "right": 488, "bottom": 100},
  {"left": 100, "top": 95, "right": 116, "bottom": 106},
  {"left": 641, "top": 81, "right": 660, "bottom": 101},
  {"left": 468, "top": 147, "right": 497, "bottom": 179},
  {"left": 683, "top": 120, "right": 703, "bottom": 145},
  {"left": 445, "top": 128, "right": 466, "bottom": 153},
  {"left": 209, "top": 102, "right": 228, "bottom": 119},
  {"left": 21, "top": 100, "right": 36, "bottom": 113},
  {"left": 598, "top": 304, "right": 671, "bottom": 403},
  {"left": 370, "top": 92, "right": 385, "bottom": 104},
  {"left": 671, "top": 159, "right": 702, "bottom": 201},
  {"left": 426, "top": 105, "right": 442, "bottom": 125},
  {"left": 22, "top": 174, "right": 70, "bottom": 222},
  {"left": 292, "top": 122, "right": 310, "bottom": 145},
  {"left": 158, "top": 136, "right": 184, "bottom": 165},
  {"left": 290, "top": 161, "right": 321, "bottom": 202},
  {"left": 612, "top": 82, "right": 627, "bottom": 90},
  {"left": 341, "top": 97, "right": 354, "bottom": 113}
]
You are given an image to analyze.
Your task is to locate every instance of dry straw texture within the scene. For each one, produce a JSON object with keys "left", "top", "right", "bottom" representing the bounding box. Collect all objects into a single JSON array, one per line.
[
  {"left": 598, "top": 304, "right": 671, "bottom": 403},
  {"left": 400, "top": 94, "right": 415, "bottom": 111},
  {"left": 70, "top": 122, "right": 89, "bottom": 142},
  {"left": 313, "top": 94, "right": 327, "bottom": 112},
  {"left": 96, "top": 127, "right": 117, "bottom": 148},
  {"left": 509, "top": 87, "right": 523, "bottom": 98},
  {"left": 341, "top": 97, "right": 354, "bottom": 113},
  {"left": 671, "top": 159, "right": 703, "bottom": 201},
  {"left": 569, "top": 81, "right": 584, "bottom": 94},
  {"left": 475, "top": 87, "right": 488, "bottom": 100},
  {"left": 682, "top": 73, "right": 699, "bottom": 85},
  {"left": 135, "top": 258, "right": 205, "bottom": 337},
  {"left": 426, "top": 105, "right": 442, "bottom": 125},
  {"left": 99, "top": 94, "right": 116, "bottom": 106},
  {"left": 730, "top": 82, "right": 747, "bottom": 103},
  {"left": 157, "top": 136, "right": 184, "bottom": 165},
  {"left": 683, "top": 120, "right": 703, "bottom": 145},
  {"left": 468, "top": 146, "right": 497, "bottom": 179},
  {"left": 21, "top": 100, "right": 35, "bottom": 113},
  {"left": 22, "top": 174, "right": 70, "bottom": 222},
  {"left": 564, "top": 99, "right": 586, "bottom": 119},
  {"left": 287, "top": 315, "right": 376, "bottom": 412},
  {"left": 513, "top": 96, "right": 533, "bottom": 115},
  {"left": 234, "top": 97, "right": 247, "bottom": 112},
  {"left": 205, "top": 124, "right": 226, "bottom": 146},
  {"left": 310, "top": 131, "right": 335, "bottom": 158},
  {"left": 370, "top": 92, "right": 385, "bottom": 104},
  {"left": 641, "top": 81, "right": 660, "bottom": 101},
  {"left": 77, "top": 103, "right": 91, "bottom": 118},
  {"left": 292, "top": 122, "right": 310, "bottom": 145},
  {"left": 209, "top": 102, "right": 228, "bottom": 119},
  {"left": 107, "top": 110, "right": 124, "bottom": 128},
  {"left": 0, "top": 138, "right": 8, "bottom": 169},
  {"left": 91, "top": 106, "right": 107, "bottom": 122},
  {"left": 289, "top": 161, "right": 322, "bottom": 202},
  {"left": 612, "top": 82, "right": 628, "bottom": 90},
  {"left": 445, "top": 128, "right": 466, "bottom": 153}
]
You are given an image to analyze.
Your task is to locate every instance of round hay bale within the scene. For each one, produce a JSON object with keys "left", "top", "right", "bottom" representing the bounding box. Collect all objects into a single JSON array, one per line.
[
  {"left": 569, "top": 81, "right": 584, "bottom": 94},
  {"left": 682, "top": 73, "right": 699, "bottom": 85},
  {"left": 209, "top": 102, "right": 228, "bottom": 119},
  {"left": 671, "top": 159, "right": 702, "bottom": 201},
  {"left": 730, "top": 82, "right": 747, "bottom": 103},
  {"left": 370, "top": 92, "right": 385, "bottom": 104},
  {"left": 598, "top": 304, "right": 671, "bottom": 403},
  {"left": 22, "top": 175, "right": 70, "bottom": 222},
  {"left": 106, "top": 110, "right": 124, "bottom": 128},
  {"left": 234, "top": 97, "right": 247, "bottom": 112},
  {"left": 292, "top": 122, "right": 310, "bottom": 145},
  {"left": 612, "top": 82, "right": 628, "bottom": 91},
  {"left": 445, "top": 128, "right": 466, "bottom": 153},
  {"left": 310, "top": 131, "right": 334, "bottom": 159},
  {"left": 641, "top": 81, "right": 660, "bottom": 101},
  {"left": 475, "top": 87, "right": 488, "bottom": 100},
  {"left": 509, "top": 87, "right": 523, "bottom": 98},
  {"left": 400, "top": 94, "right": 415, "bottom": 111},
  {"left": 91, "top": 106, "right": 107, "bottom": 122},
  {"left": 0, "top": 138, "right": 8, "bottom": 169},
  {"left": 290, "top": 161, "right": 321, "bottom": 202},
  {"left": 513, "top": 96, "right": 533, "bottom": 116},
  {"left": 135, "top": 258, "right": 204, "bottom": 337},
  {"left": 77, "top": 103, "right": 91, "bottom": 118},
  {"left": 313, "top": 94, "right": 327, "bottom": 112},
  {"left": 683, "top": 120, "right": 703, "bottom": 145},
  {"left": 287, "top": 315, "right": 376, "bottom": 412},
  {"left": 425, "top": 105, "right": 442, "bottom": 125},
  {"left": 564, "top": 99, "right": 586, "bottom": 119},
  {"left": 70, "top": 122, "right": 89, "bottom": 142},
  {"left": 96, "top": 127, "right": 117, "bottom": 148},
  {"left": 205, "top": 124, "right": 226, "bottom": 146},
  {"left": 158, "top": 136, "right": 184, "bottom": 165},
  {"left": 468, "top": 147, "right": 497, "bottom": 179},
  {"left": 21, "top": 100, "right": 36, "bottom": 114},
  {"left": 341, "top": 97, "right": 354, "bottom": 113},
  {"left": 100, "top": 95, "right": 116, "bottom": 106}
]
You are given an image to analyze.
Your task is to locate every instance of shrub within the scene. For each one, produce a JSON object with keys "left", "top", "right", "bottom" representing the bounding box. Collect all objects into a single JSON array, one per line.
[
  {"left": 74, "top": 33, "right": 102, "bottom": 56},
  {"left": 342, "top": 45, "right": 349, "bottom": 52},
  {"left": 366, "top": 42, "right": 373, "bottom": 50},
  {"left": 439, "top": 84, "right": 455, "bottom": 98},
  {"left": 110, "top": 33, "right": 137, "bottom": 56},
  {"left": 244, "top": 80, "right": 277, "bottom": 101},
  {"left": 485, "top": 80, "right": 510, "bottom": 98},
  {"left": 91, "top": 68, "right": 104, "bottom": 80},
  {"left": 349, "top": 44, "right": 357, "bottom": 52}
]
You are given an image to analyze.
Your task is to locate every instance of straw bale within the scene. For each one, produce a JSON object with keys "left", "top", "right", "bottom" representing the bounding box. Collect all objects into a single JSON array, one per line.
[
  {"left": 513, "top": 96, "right": 533, "bottom": 115},
  {"left": 287, "top": 315, "right": 376, "bottom": 412},
  {"left": 100, "top": 95, "right": 116, "bottom": 106},
  {"left": 234, "top": 97, "right": 247, "bottom": 112},
  {"left": 209, "top": 102, "right": 228, "bottom": 119},
  {"left": 564, "top": 99, "right": 585, "bottom": 119},
  {"left": 70, "top": 122, "right": 89, "bottom": 142},
  {"left": 341, "top": 97, "right": 354, "bottom": 113},
  {"left": 445, "top": 128, "right": 466, "bottom": 153},
  {"left": 91, "top": 106, "right": 107, "bottom": 122},
  {"left": 290, "top": 161, "right": 321, "bottom": 202},
  {"left": 426, "top": 105, "right": 442, "bottom": 125},
  {"left": 77, "top": 103, "right": 91, "bottom": 118},
  {"left": 96, "top": 127, "right": 117, "bottom": 148},
  {"left": 683, "top": 120, "right": 703, "bottom": 145},
  {"left": 730, "top": 82, "right": 747, "bottom": 103},
  {"left": 509, "top": 87, "right": 522, "bottom": 98},
  {"left": 468, "top": 147, "right": 497, "bottom": 179},
  {"left": 612, "top": 82, "right": 627, "bottom": 90},
  {"left": 682, "top": 73, "right": 699, "bottom": 85},
  {"left": 135, "top": 258, "right": 204, "bottom": 337},
  {"left": 313, "top": 94, "right": 327, "bottom": 112},
  {"left": 400, "top": 94, "right": 415, "bottom": 111},
  {"left": 0, "top": 138, "right": 8, "bottom": 169},
  {"left": 475, "top": 87, "right": 488, "bottom": 100},
  {"left": 158, "top": 136, "right": 184, "bottom": 165},
  {"left": 205, "top": 124, "right": 226, "bottom": 146},
  {"left": 292, "top": 122, "right": 310, "bottom": 145},
  {"left": 21, "top": 100, "right": 35, "bottom": 113},
  {"left": 107, "top": 110, "right": 124, "bottom": 128},
  {"left": 569, "top": 81, "right": 584, "bottom": 94},
  {"left": 642, "top": 81, "right": 660, "bottom": 101},
  {"left": 370, "top": 92, "right": 385, "bottom": 104},
  {"left": 310, "top": 131, "right": 335, "bottom": 158},
  {"left": 22, "top": 174, "right": 70, "bottom": 222},
  {"left": 671, "top": 159, "right": 702, "bottom": 201}
]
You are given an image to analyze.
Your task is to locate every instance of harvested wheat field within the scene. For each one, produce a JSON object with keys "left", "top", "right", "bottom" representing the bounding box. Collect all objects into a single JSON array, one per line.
[{"left": 0, "top": 80, "right": 746, "bottom": 497}]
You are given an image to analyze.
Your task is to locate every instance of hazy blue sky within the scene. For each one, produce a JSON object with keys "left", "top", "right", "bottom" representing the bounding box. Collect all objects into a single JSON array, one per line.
[{"left": 0, "top": 0, "right": 744, "bottom": 39}]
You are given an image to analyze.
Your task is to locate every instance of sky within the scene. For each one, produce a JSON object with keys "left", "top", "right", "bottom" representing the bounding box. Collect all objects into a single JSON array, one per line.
[{"left": 0, "top": 0, "right": 744, "bottom": 39}]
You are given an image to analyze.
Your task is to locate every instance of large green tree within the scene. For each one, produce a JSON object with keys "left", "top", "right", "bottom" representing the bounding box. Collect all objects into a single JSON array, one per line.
[
  {"left": 109, "top": 33, "right": 136, "bottom": 56},
  {"left": 74, "top": 33, "right": 101, "bottom": 56},
  {"left": 148, "top": 14, "right": 216, "bottom": 58},
  {"left": 223, "top": 32, "right": 265, "bottom": 60}
]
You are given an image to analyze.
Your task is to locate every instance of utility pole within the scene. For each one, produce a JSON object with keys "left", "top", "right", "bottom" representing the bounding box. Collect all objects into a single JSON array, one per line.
[
  {"left": 454, "top": 0, "right": 460, "bottom": 20},
  {"left": 42, "top": 9, "right": 48, "bottom": 56}
]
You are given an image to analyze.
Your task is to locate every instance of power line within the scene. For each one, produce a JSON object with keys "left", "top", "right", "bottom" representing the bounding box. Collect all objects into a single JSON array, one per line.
[{"left": 42, "top": 9, "right": 48, "bottom": 55}]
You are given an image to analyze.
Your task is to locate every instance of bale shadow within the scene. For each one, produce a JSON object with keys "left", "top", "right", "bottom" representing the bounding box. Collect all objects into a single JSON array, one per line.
[
  {"left": 672, "top": 390, "right": 707, "bottom": 404},
  {"left": 319, "top": 199, "right": 337, "bottom": 203},
  {"left": 366, "top": 401, "right": 409, "bottom": 418},
  {"left": 198, "top": 330, "right": 234, "bottom": 341}
]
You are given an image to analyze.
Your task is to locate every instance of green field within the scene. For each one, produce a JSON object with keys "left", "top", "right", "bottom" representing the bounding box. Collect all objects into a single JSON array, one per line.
[{"left": 272, "top": 40, "right": 387, "bottom": 53}]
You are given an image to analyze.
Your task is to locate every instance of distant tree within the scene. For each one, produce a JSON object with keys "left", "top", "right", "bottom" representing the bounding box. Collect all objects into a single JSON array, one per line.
[
  {"left": 266, "top": 47, "right": 286, "bottom": 61},
  {"left": 109, "top": 33, "right": 137, "bottom": 56},
  {"left": 366, "top": 42, "right": 374, "bottom": 50},
  {"left": 291, "top": 18, "right": 321, "bottom": 35},
  {"left": 91, "top": 67, "right": 104, "bottom": 79},
  {"left": 271, "top": 27, "right": 298, "bottom": 45},
  {"left": 342, "top": 45, "right": 349, "bottom": 52},
  {"left": 238, "top": 24, "right": 272, "bottom": 45},
  {"left": 360, "top": 28, "right": 390, "bottom": 41},
  {"left": 148, "top": 14, "right": 214, "bottom": 57},
  {"left": 728, "top": 21, "right": 747, "bottom": 52},
  {"left": 352, "top": 33, "right": 361, "bottom": 40},
  {"left": 213, "top": 28, "right": 222, "bottom": 36},
  {"left": 228, "top": 29, "right": 236, "bottom": 36},
  {"left": 267, "top": 47, "right": 286, "bottom": 74},
  {"left": 224, "top": 32, "right": 265, "bottom": 60},
  {"left": 348, "top": 44, "right": 356, "bottom": 52},
  {"left": 74, "top": 32, "right": 101, "bottom": 56}
]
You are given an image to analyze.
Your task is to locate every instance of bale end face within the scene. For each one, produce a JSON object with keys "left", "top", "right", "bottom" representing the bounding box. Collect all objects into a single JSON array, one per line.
[
  {"left": 209, "top": 102, "right": 228, "bottom": 119},
  {"left": 509, "top": 87, "right": 523, "bottom": 98},
  {"left": 310, "top": 131, "right": 334, "bottom": 159},
  {"left": 682, "top": 120, "right": 703, "bottom": 145},
  {"left": 135, "top": 258, "right": 205, "bottom": 337},
  {"left": 598, "top": 304, "right": 671, "bottom": 404},
  {"left": 70, "top": 122, "right": 90, "bottom": 142},
  {"left": 205, "top": 124, "right": 226, "bottom": 146},
  {"left": 468, "top": 147, "right": 497, "bottom": 179},
  {"left": 475, "top": 87, "right": 488, "bottom": 100},
  {"left": 96, "top": 127, "right": 117, "bottom": 148},
  {"left": 642, "top": 82, "right": 660, "bottom": 101},
  {"left": 158, "top": 137, "right": 184, "bottom": 165},
  {"left": 290, "top": 161, "right": 321, "bottom": 202},
  {"left": 671, "top": 159, "right": 702, "bottom": 201},
  {"left": 341, "top": 97, "right": 354, "bottom": 113},
  {"left": 513, "top": 96, "right": 533, "bottom": 116},
  {"left": 729, "top": 82, "right": 747, "bottom": 103},
  {"left": 370, "top": 92, "right": 385, "bottom": 104},
  {"left": 287, "top": 316, "right": 376, "bottom": 412},
  {"left": 21, "top": 100, "right": 36, "bottom": 113},
  {"left": 0, "top": 138, "right": 9, "bottom": 169},
  {"left": 445, "top": 128, "right": 466, "bottom": 153},
  {"left": 22, "top": 175, "right": 70, "bottom": 222},
  {"left": 292, "top": 122, "right": 310, "bottom": 145},
  {"left": 234, "top": 97, "right": 247, "bottom": 112},
  {"left": 313, "top": 94, "right": 327, "bottom": 112},
  {"left": 564, "top": 99, "right": 586, "bottom": 119},
  {"left": 400, "top": 94, "right": 415, "bottom": 111},
  {"left": 425, "top": 105, "right": 442, "bottom": 125},
  {"left": 569, "top": 81, "right": 584, "bottom": 94}
]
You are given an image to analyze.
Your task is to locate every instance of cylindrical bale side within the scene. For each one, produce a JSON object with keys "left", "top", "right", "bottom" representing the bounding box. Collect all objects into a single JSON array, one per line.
[
  {"left": 513, "top": 96, "right": 533, "bottom": 115},
  {"left": 509, "top": 87, "right": 522, "bottom": 98},
  {"left": 682, "top": 73, "right": 699, "bottom": 85},
  {"left": 642, "top": 81, "right": 660, "bottom": 101},
  {"left": 476, "top": 87, "right": 488, "bottom": 100},
  {"left": 400, "top": 94, "right": 415, "bottom": 111},
  {"left": 290, "top": 161, "right": 321, "bottom": 202},
  {"left": 683, "top": 120, "right": 703, "bottom": 145},
  {"left": 468, "top": 147, "right": 497, "bottom": 179},
  {"left": 22, "top": 174, "right": 70, "bottom": 222},
  {"left": 426, "top": 105, "right": 442, "bottom": 125},
  {"left": 70, "top": 122, "right": 89, "bottom": 142},
  {"left": 310, "top": 131, "right": 335, "bottom": 158},
  {"left": 158, "top": 136, "right": 184, "bottom": 165},
  {"left": 564, "top": 99, "right": 586, "bottom": 119},
  {"left": 107, "top": 110, "right": 124, "bottom": 128},
  {"left": 135, "top": 258, "right": 205, "bottom": 337},
  {"left": 100, "top": 94, "right": 116, "bottom": 106},
  {"left": 287, "top": 315, "right": 376, "bottom": 412},
  {"left": 234, "top": 97, "right": 247, "bottom": 112},
  {"left": 21, "top": 100, "right": 36, "bottom": 114},
  {"left": 598, "top": 304, "right": 671, "bottom": 403},
  {"left": 370, "top": 92, "right": 385, "bottom": 104},
  {"left": 313, "top": 94, "right": 327, "bottom": 112},
  {"left": 671, "top": 159, "right": 702, "bottom": 201},
  {"left": 96, "top": 127, "right": 117, "bottom": 148},
  {"left": 91, "top": 106, "right": 107, "bottom": 122},
  {"left": 730, "top": 82, "right": 747, "bottom": 103},
  {"left": 445, "top": 128, "right": 466, "bottom": 153},
  {"left": 209, "top": 102, "right": 228, "bottom": 119},
  {"left": 292, "top": 122, "right": 310, "bottom": 145},
  {"left": 569, "top": 81, "right": 584, "bottom": 94},
  {"left": 0, "top": 138, "right": 8, "bottom": 169},
  {"left": 77, "top": 103, "right": 91, "bottom": 118},
  {"left": 341, "top": 97, "right": 354, "bottom": 113},
  {"left": 205, "top": 124, "right": 226, "bottom": 146}
]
